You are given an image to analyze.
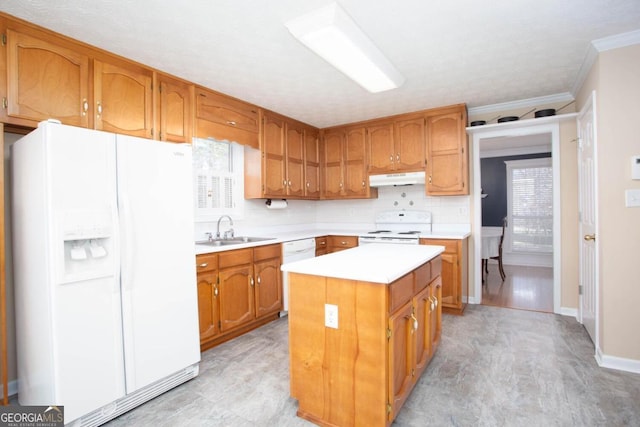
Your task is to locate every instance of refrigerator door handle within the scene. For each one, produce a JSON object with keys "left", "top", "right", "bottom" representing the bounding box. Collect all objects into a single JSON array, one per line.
[{"left": 119, "top": 194, "right": 135, "bottom": 291}]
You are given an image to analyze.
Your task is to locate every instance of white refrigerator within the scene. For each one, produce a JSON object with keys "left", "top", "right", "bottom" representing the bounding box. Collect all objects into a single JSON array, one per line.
[{"left": 12, "top": 121, "right": 200, "bottom": 425}]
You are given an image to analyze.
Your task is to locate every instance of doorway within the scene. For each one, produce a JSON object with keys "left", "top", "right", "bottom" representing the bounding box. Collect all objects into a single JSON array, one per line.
[
  {"left": 479, "top": 135, "right": 554, "bottom": 312},
  {"left": 470, "top": 119, "right": 567, "bottom": 314}
]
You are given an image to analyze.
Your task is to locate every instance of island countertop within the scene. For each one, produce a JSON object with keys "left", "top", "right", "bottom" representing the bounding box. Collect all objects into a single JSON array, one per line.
[{"left": 280, "top": 243, "right": 444, "bottom": 284}]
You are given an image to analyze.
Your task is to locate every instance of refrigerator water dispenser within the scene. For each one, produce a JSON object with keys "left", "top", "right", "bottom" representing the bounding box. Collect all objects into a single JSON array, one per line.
[{"left": 59, "top": 210, "right": 115, "bottom": 283}]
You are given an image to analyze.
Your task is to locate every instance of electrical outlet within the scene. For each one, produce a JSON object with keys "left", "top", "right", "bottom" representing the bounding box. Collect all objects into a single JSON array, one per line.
[{"left": 325, "top": 304, "right": 338, "bottom": 329}]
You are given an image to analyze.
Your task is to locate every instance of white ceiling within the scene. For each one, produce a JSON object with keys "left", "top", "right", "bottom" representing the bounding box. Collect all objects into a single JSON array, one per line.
[{"left": 2, "top": 1, "right": 640, "bottom": 128}]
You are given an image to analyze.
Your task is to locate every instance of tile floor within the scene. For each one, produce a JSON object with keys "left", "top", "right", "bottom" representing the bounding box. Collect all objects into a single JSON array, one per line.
[{"left": 106, "top": 305, "right": 640, "bottom": 426}]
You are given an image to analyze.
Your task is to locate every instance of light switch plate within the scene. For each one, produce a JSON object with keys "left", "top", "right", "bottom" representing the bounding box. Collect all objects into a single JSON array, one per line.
[
  {"left": 625, "top": 189, "right": 640, "bottom": 207},
  {"left": 325, "top": 304, "right": 338, "bottom": 329}
]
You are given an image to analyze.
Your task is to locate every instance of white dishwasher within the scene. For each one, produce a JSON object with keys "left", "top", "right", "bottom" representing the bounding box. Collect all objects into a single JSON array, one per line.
[{"left": 281, "top": 238, "right": 316, "bottom": 313}]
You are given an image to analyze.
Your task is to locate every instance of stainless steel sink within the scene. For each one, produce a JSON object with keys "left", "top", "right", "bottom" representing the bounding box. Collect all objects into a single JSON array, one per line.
[{"left": 196, "top": 236, "right": 276, "bottom": 246}]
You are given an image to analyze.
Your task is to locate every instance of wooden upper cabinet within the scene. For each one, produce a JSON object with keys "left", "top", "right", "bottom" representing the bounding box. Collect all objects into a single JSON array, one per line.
[
  {"left": 4, "top": 29, "right": 90, "bottom": 127},
  {"left": 94, "top": 59, "right": 153, "bottom": 138},
  {"left": 322, "top": 126, "right": 376, "bottom": 199},
  {"left": 195, "top": 87, "right": 259, "bottom": 148},
  {"left": 304, "top": 127, "right": 320, "bottom": 198},
  {"left": 262, "top": 111, "right": 286, "bottom": 197},
  {"left": 367, "top": 122, "right": 395, "bottom": 174},
  {"left": 343, "top": 127, "right": 369, "bottom": 197},
  {"left": 367, "top": 117, "right": 425, "bottom": 174},
  {"left": 285, "top": 123, "right": 305, "bottom": 198},
  {"left": 395, "top": 117, "right": 425, "bottom": 171},
  {"left": 425, "top": 106, "right": 468, "bottom": 195},
  {"left": 321, "top": 129, "right": 344, "bottom": 199},
  {"left": 157, "top": 74, "right": 193, "bottom": 143}
]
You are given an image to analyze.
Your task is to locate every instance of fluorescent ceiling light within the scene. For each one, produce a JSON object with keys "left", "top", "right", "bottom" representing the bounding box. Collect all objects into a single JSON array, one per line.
[{"left": 285, "top": 2, "right": 405, "bottom": 93}]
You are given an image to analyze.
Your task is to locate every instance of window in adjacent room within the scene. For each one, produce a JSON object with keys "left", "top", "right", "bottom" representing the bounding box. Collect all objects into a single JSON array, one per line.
[
  {"left": 505, "top": 157, "right": 553, "bottom": 253},
  {"left": 192, "top": 138, "right": 244, "bottom": 221}
]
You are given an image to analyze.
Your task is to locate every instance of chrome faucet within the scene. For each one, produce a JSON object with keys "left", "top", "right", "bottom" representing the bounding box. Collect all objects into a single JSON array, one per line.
[{"left": 216, "top": 215, "right": 234, "bottom": 239}]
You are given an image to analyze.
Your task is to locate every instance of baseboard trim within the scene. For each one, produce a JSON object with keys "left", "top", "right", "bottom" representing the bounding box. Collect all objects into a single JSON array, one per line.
[
  {"left": 0, "top": 379, "right": 18, "bottom": 399},
  {"left": 559, "top": 306, "right": 578, "bottom": 319},
  {"left": 596, "top": 348, "right": 640, "bottom": 374}
]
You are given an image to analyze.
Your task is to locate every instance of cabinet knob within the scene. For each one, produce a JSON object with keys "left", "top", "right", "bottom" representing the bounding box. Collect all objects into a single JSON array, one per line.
[
  {"left": 250, "top": 276, "right": 255, "bottom": 287},
  {"left": 198, "top": 263, "right": 208, "bottom": 268},
  {"left": 429, "top": 175, "right": 432, "bottom": 184},
  {"left": 227, "top": 120, "right": 237, "bottom": 126},
  {"left": 257, "top": 276, "right": 261, "bottom": 285},
  {"left": 214, "top": 284, "right": 219, "bottom": 297},
  {"left": 283, "top": 179, "right": 287, "bottom": 186},
  {"left": 396, "top": 154, "right": 400, "bottom": 162},
  {"left": 410, "top": 313, "right": 418, "bottom": 332},
  {"left": 306, "top": 181, "right": 310, "bottom": 188},
  {"left": 82, "top": 99, "right": 88, "bottom": 116},
  {"left": 361, "top": 181, "right": 365, "bottom": 187},
  {"left": 389, "top": 155, "right": 394, "bottom": 163},
  {"left": 96, "top": 101, "right": 103, "bottom": 117}
]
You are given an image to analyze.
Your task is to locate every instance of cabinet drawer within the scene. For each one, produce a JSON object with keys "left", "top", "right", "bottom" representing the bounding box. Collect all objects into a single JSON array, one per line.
[
  {"left": 253, "top": 244, "right": 281, "bottom": 262},
  {"left": 315, "top": 236, "right": 328, "bottom": 249},
  {"left": 196, "top": 253, "right": 217, "bottom": 273},
  {"left": 389, "top": 272, "right": 414, "bottom": 314},
  {"left": 414, "top": 262, "right": 431, "bottom": 293},
  {"left": 218, "top": 248, "right": 253, "bottom": 269},
  {"left": 328, "top": 235, "right": 358, "bottom": 249},
  {"left": 420, "top": 238, "right": 458, "bottom": 254}
]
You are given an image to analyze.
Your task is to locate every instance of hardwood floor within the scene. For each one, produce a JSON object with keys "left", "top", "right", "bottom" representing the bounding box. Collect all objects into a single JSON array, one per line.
[{"left": 481, "top": 262, "right": 553, "bottom": 313}]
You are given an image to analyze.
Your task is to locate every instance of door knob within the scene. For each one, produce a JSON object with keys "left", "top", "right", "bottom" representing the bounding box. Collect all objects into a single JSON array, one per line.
[{"left": 584, "top": 234, "right": 596, "bottom": 241}]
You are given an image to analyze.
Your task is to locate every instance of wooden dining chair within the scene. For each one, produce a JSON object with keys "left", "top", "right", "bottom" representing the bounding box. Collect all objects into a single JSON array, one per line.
[{"left": 488, "top": 217, "right": 507, "bottom": 281}]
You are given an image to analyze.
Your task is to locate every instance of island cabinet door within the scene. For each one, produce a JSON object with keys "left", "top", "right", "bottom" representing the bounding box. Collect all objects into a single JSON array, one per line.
[
  {"left": 218, "top": 264, "right": 254, "bottom": 332},
  {"left": 254, "top": 257, "right": 282, "bottom": 318},
  {"left": 413, "top": 285, "right": 432, "bottom": 379},
  {"left": 388, "top": 300, "right": 415, "bottom": 421},
  {"left": 430, "top": 276, "right": 443, "bottom": 353}
]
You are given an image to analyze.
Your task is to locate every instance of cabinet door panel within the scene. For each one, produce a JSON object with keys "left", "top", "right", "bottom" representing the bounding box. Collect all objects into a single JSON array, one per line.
[
  {"left": 197, "top": 270, "right": 219, "bottom": 341},
  {"left": 94, "top": 60, "right": 153, "bottom": 138},
  {"left": 158, "top": 76, "right": 192, "bottom": 143},
  {"left": 388, "top": 301, "right": 414, "bottom": 420},
  {"left": 6, "top": 29, "right": 89, "bottom": 127},
  {"left": 396, "top": 117, "right": 425, "bottom": 171},
  {"left": 254, "top": 258, "right": 282, "bottom": 318},
  {"left": 218, "top": 265, "right": 254, "bottom": 331},
  {"left": 413, "top": 285, "right": 431, "bottom": 378},
  {"left": 430, "top": 277, "right": 442, "bottom": 352},
  {"left": 263, "top": 114, "right": 286, "bottom": 196},
  {"left": 322, "top": 131, "right": 344, "bottom": 197},
  {"left": 344, "top": 127, "right": 367, "bottom": 196},
  {"left": 304, "top": 129, "right": 320, "bottom": 198},
  {"left": 286, "top": 125, "right": 305, "bottom": 197},
  {"left": 367, "top": 123, "right": 394, "bottom": 173},
  {"left": 426, "top": 110, "right": 468, "bottom": 195}
]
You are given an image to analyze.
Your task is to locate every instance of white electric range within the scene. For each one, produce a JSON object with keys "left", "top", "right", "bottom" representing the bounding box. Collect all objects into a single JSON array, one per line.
[{"left": 358, "top": 210, "right": 432, "bottom": 245}]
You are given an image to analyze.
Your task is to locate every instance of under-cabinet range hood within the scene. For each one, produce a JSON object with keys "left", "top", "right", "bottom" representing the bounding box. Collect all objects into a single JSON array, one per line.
[{"left": 369, "top": 171, "right": 425, "bottom": 187}]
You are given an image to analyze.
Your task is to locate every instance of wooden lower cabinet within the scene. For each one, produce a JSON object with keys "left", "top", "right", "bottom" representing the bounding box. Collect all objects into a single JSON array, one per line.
[
  {"left": 315, "top": 235, "right": 328, "bottom": 256},
  {"left": 327, "top": 235, "right": 358, "bottom": 253},
  {"left": 196, "top": 243, "right": 282, "bottom": 351},
  {"left": 420, "top": 237, "right": 468, "bottom": 314},
  {"left": 289, "top": 256, "right": 442, "bottom": 426}
]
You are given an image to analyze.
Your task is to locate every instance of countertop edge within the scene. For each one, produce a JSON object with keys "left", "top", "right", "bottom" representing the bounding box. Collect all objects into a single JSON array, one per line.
[{"left": 195, "top": 229, "right": 469, "bottom": 255}]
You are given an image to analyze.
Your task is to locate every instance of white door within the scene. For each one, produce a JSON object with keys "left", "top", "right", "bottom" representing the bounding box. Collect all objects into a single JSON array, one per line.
[
  {"left": 577, "top": 91, "right": 598, "bottom": 346},
  {"left": 116, "top": 136, "right": 201, "bottom": 393}
]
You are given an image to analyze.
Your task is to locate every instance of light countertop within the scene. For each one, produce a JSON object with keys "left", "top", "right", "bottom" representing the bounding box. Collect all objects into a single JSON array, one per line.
[
  {"left": 195, "top": 228, "right": 469, "bottom": 255},
  {"left": 280, "top": 243, "right": 444, "bottom": 284}
]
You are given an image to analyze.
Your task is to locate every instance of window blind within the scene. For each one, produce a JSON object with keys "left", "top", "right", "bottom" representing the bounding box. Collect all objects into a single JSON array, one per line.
[{"left": 506, "top": 158, "right": 553, "bottom": 253}]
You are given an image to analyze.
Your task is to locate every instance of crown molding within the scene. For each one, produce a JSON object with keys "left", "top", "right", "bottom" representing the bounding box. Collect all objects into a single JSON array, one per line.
[
  {"left": 571, "top": 28, "right": 640, "bottom": 95},
  {"left": 468, "top": 93, "right": 574, "bottom": 116}
]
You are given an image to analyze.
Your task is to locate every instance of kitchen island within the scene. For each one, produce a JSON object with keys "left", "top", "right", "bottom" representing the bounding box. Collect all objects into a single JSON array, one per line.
[{"left": 282, "top": 244, "right": 444, "bottom": 427}]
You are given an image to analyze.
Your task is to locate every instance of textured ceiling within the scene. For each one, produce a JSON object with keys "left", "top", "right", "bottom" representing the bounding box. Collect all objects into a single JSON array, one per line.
[{"left": 2, "top": 0, "right": 640, "bottom": 128}]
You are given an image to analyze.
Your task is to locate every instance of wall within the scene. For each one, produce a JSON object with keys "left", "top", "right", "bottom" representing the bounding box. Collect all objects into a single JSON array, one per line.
[{"left": 576, "top": 44, "right": 640, "bottom": 362}]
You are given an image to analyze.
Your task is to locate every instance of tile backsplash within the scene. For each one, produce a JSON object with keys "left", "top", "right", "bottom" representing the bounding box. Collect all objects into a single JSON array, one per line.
[{"left": 194, "top": 185, "right": 470, "bottom": 239}]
